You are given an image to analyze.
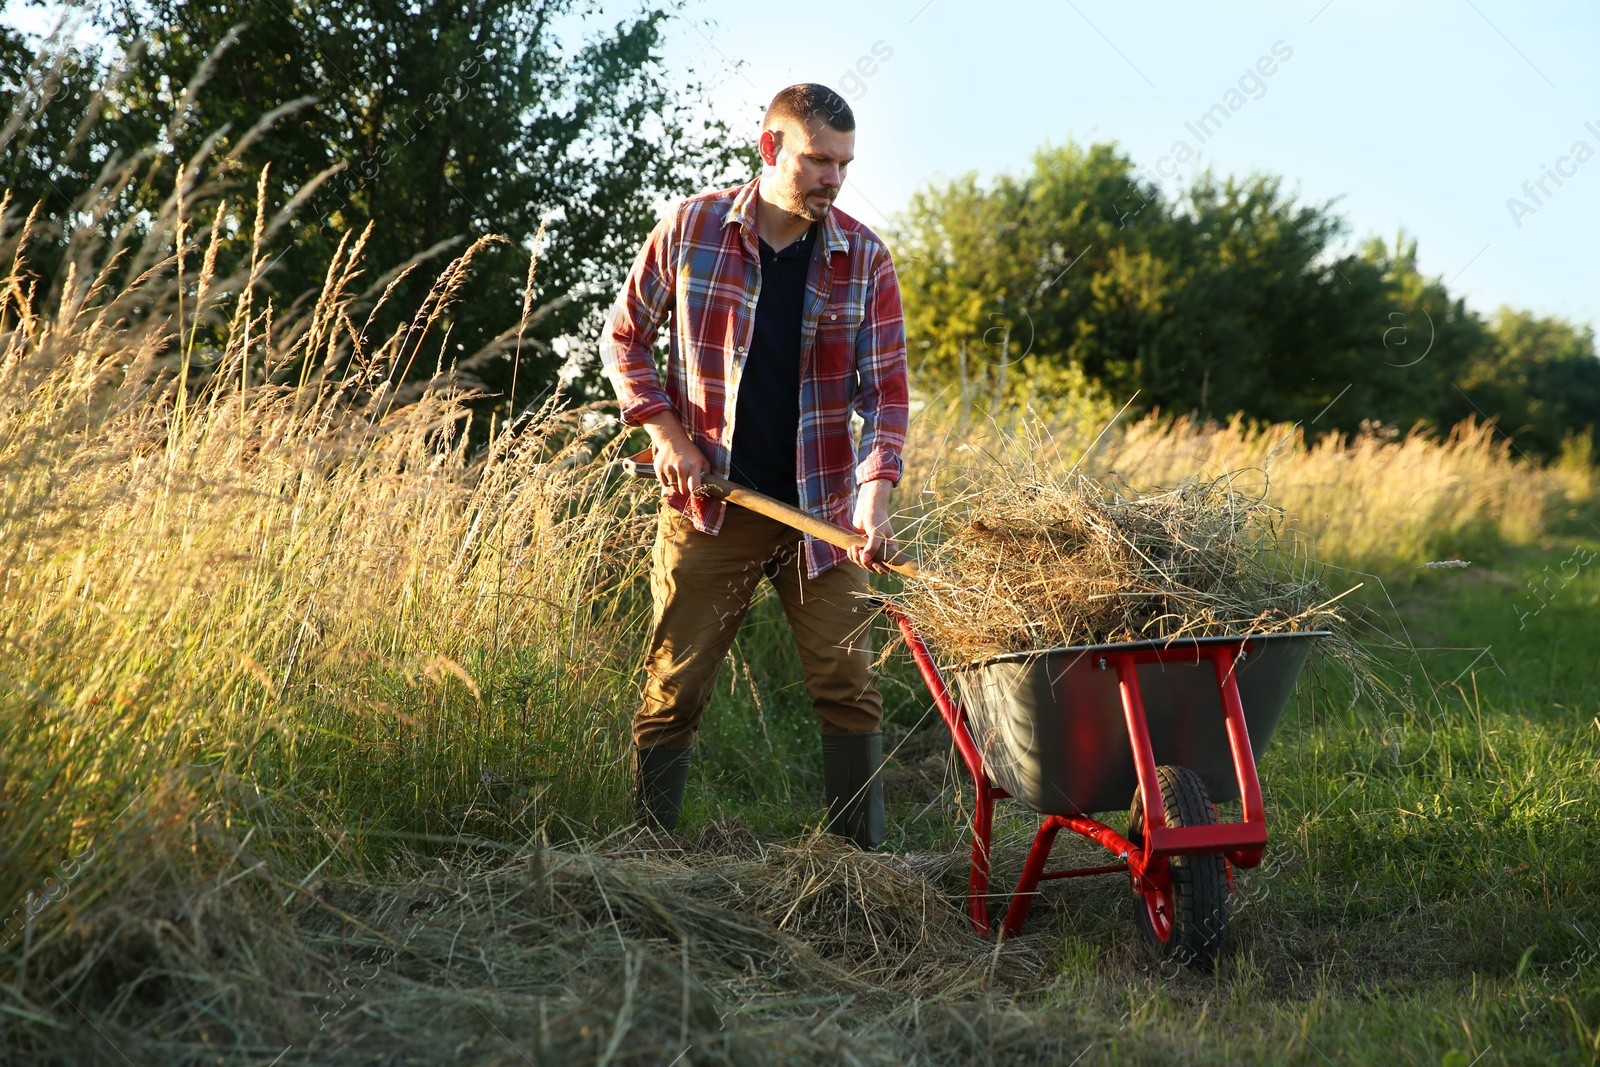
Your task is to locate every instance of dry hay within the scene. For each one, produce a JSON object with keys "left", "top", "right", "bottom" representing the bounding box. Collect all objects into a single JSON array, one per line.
[
  {"left": 9, "top": 820, "right": 1112, "bottom": 1066},
  {"left": 899, "top": 468, "right": 1349, "bottom": 663}
]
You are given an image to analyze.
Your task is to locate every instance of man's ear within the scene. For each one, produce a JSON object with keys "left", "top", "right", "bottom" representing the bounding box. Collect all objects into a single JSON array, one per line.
[{"left": 758, "top": 128, "right": 781, "bottom": 167}]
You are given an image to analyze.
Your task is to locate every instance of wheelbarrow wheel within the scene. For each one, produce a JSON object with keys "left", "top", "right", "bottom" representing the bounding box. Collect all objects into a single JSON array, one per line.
[{"left": 1127, "top": 765, "right": 1228, "bottom": 971}]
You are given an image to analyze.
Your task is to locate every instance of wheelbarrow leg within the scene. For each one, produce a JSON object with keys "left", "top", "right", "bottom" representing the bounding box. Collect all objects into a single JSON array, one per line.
[
  {"left": 970, "top": 778, "right": 994, "bottom": 934},
  {"left": 1209, "top": 645, "right": 1266, "bottom": 868},
  {"left": 1114, "top": 653, "right": 1166, "bottom": 852},
  {"left": 1000, "top": 815, "right": 1065, "bottom": 938},
  {"left": 890, "top": 607, "right": 997, "bottom": 936}
]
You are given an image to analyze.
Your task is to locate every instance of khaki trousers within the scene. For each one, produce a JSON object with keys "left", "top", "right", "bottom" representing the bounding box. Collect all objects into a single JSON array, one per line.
[{"left": 633, "top": 505, "right": 883, "bottom": 749}]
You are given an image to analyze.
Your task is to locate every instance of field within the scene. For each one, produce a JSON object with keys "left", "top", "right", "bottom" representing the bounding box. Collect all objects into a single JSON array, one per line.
[{"left": 2, "top": 208, "right": 1598, "bottom": 1065}]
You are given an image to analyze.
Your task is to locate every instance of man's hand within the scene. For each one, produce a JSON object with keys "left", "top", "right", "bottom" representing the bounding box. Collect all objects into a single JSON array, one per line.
[
  {"left": 642, "top": 411, "right": 710, "bottom": 497},
  {"left": 850, "top": 478, "right": 897, "bottom": 574}
]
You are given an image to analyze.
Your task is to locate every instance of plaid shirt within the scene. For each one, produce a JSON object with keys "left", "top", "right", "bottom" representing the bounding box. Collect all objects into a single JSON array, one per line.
[{"left": 600, "top": 177, "right": 909, "bottom": 577}]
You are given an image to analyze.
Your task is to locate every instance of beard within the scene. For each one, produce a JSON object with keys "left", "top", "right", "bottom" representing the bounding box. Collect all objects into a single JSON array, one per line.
[{"left": 793, "top": 185, "right": 837, "bottom": 222}]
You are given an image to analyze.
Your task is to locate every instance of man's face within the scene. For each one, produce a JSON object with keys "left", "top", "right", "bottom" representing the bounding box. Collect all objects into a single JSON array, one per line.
[{"left": 760, "top": 119, "right": 855, "bottom": 223}]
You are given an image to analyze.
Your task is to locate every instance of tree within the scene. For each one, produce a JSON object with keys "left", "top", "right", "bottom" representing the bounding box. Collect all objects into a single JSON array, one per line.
[
  {"left": 894, "top": 142, "right": 1145, "bottom": 408},
  {"left": 8, "top": 0, "right": 740, "bottom": 415},
  {"left": 1454, "top": 308, "right": 1600, "bottom": 457},
  {"left": 892, "top": 139, "right": 1599, "bottom": 456},
  {"left": 0, "top": 13, "right": 112, "bottom": 274}
]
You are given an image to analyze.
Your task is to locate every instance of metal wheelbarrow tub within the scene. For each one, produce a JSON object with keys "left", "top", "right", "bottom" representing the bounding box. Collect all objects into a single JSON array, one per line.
[{"left": 950, "top": 631, "right": 1326, "bottom": 817}]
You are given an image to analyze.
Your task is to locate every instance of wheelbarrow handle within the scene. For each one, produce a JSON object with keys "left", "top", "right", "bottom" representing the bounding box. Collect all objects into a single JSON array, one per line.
[{"left": 620, "top": 448, "right": 924, "bottom": 581}]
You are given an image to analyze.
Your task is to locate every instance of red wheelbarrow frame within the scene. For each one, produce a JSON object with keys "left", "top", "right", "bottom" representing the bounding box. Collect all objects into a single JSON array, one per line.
[{"left": 886, "top": 605, "right": 1267, "bottom": 940}]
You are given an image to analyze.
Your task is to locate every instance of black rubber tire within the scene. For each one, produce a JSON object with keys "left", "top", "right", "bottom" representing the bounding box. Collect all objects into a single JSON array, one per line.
[{"left": 1127, "top": 765, "right": 1229, "bottom": 971}]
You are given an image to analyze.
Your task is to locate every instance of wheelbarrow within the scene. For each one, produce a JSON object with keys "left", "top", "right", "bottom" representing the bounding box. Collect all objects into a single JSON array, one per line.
[
  {"left": 619, "top": 449, "right": 1325, "bottom": 968},
  {"left": 895, "top": 619, "right": 1322, "bottom": 969}
]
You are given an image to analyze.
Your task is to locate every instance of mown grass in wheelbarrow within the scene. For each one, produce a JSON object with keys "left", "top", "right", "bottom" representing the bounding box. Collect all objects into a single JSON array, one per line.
[{"left": 896, "top": 462, "right": 1355, "bottom": 662}]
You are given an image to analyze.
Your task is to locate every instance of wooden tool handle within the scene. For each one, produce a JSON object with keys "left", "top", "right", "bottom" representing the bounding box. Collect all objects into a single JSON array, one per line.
[
  {"left": 620, "top": 448, "right": 924, "bottom": 581},
  {"left": 702, "top": 476, "right": 923, "bottom": 580}
]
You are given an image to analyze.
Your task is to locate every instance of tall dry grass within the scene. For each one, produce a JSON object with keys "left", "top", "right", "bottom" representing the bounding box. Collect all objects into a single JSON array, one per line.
[
  {"left": 903, "top": 398, "right": 1591, "bottom": 579},
  {"left": 1103, "top": 414, "right": 1588, "bottom": 571},
  {"left": 0, "top": 162, "right": 652, "bottom": 1009}
]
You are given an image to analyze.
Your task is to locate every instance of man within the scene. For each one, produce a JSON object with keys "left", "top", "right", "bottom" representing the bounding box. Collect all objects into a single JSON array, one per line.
[{"left": 600, "top": 83, "right": 909, "bottom": 849}]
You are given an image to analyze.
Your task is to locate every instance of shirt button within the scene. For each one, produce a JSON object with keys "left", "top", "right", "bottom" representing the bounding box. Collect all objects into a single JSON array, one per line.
[
  {"left": 737, "top": 345, "right": 746, "bottom": 354},
  {"left": 830, "top": 314, "right": 838, "bottom": 321}
]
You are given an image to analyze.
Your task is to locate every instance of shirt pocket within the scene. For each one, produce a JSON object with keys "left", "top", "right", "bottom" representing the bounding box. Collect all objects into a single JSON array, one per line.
[{"left": 812, "top": 300, "right": 861, "bottom": 385}]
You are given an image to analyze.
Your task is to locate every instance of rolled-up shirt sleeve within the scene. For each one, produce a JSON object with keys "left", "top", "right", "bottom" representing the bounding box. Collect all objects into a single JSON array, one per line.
[
  {"left": 600, "top": 211, "right": 677, "bottom": 425},
  {"left": 852, "top": 242, "right": 909, "bottom": 487}
]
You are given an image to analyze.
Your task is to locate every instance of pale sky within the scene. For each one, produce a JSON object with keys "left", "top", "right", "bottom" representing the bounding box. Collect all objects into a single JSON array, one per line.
[{"left": 637, "top": 0, "right": 1599, "bottom": 337}]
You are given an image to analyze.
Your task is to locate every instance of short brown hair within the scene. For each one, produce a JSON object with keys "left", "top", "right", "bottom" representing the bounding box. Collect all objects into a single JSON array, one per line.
[{"left": 763, "top": 83, "right": 855, "bottom": 136}]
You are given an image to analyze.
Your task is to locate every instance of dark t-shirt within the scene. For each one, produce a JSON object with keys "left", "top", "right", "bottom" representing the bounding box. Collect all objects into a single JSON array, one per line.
[{"left": 728, "top": 223, "right": 816, "bottom": 506}]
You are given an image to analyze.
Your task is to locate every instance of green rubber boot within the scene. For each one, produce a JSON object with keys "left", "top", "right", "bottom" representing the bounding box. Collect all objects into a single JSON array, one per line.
[
  {"left": 634, "top": 745, "right": 692, "bottom": 832},
  {"left": 821, "top": 731, "right": 886, "bottom": 851}
]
